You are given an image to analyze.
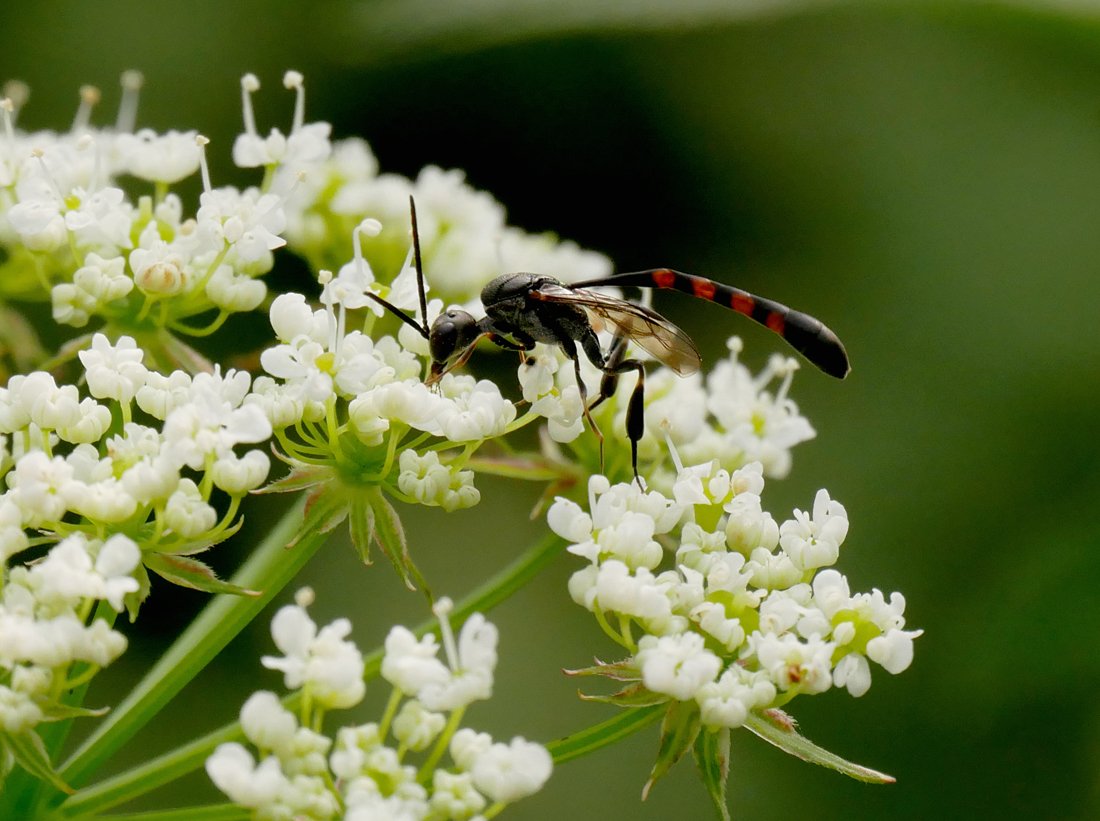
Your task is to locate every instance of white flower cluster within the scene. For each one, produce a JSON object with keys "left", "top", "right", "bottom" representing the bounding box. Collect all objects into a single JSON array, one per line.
[
  {"left": 549, "top": 461, "right": 921, "bottom": 730},
  {"left": 0, "top": 333, "right": 271, "bottom": 559},
  {"left": 526, "top": 336, "right": 817, "bottom": 482},
  {"left": 0, "top": 72, "right": 331, "bottom": 334},
  {"left": 256, "top": 283, "right": 518, "bottom": 513},
  {"left": 0, "top": 532, "right": 138, "bottom": 733},
  {"left": 206, "top": 592, "right": 552, "bottom": 820}
]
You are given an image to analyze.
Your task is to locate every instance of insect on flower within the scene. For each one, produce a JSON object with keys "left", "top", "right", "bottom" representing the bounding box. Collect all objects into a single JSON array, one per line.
[{"left": 368, "top": 198, "right": 850, "bottom": 481}]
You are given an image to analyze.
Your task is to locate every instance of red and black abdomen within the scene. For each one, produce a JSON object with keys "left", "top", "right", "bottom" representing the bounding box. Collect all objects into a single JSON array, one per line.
[{"left": 581, "top": 268, "right": 850, "bottom": 379}]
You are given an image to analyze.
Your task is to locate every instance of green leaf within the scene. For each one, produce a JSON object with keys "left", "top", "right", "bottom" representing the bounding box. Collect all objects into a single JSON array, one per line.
[
  {"left": 579, "top": 682, "right": 669, "bottom": 708},
  {"left": 144, "top": 553, "right": 260, "bottom": 597},
  {"left": 366, "top": 486, "right": 427, "bottom": 592},
  {"left": 5, "top": 731, "right": 73, "bottom": 795},
  {"left": 693, "top": 728, "right": 731, "bottom": 821},
  {"left": 643, "top": 701, "right": 702, "bottom": 799},
  {"left": 547, "top": 705, "right": 664, "bottom": 765},
  {"left": 347, "top": 498, "right": 376, "bottom": 565},
  {"left": 743, "top": 710, "right": 895, "bottom": 784}
]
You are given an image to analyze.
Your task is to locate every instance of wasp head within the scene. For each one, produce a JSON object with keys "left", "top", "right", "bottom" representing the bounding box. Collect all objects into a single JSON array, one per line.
[{"left": 427, "top": 308, "right": 482, "bottom": 384}]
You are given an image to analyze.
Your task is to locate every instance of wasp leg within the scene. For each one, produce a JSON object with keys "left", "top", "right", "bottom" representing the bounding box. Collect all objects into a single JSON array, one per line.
[
  {"left": 578, "top": 330, "right": 645, "bottom": 486},
  {"left": 587, "top": 331, "right": 628, "bottom": 414},
  {"left": 485, "top": 331, "right": 536, "bottom": 366},
  {"left": 561, "top": 337, "right": 605, "bottom": 472}
]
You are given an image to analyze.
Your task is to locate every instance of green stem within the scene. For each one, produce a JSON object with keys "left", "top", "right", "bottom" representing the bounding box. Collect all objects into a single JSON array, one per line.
[
  {"left": 54, "top": 530, "right": 565, "bottom": 817},
  {"left": 50, "top": 494, "right": 323, "bottom": 809},
  {"left": 417, "top": 706, "right": 465, "bottom": 783}
]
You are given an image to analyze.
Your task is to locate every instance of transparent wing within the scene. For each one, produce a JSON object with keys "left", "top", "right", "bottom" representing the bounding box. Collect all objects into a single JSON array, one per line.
[{"left": 534, "top": 284, "right": 702, "bottom": 375}]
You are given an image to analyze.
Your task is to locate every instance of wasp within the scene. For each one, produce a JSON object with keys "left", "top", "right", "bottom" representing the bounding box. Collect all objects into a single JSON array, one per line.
[{"left": 368, "top": 198, "right": 849, "bottom": 480}]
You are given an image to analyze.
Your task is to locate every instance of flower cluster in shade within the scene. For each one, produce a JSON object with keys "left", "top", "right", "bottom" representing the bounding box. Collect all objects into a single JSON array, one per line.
[
  {"left": 0, "top": 532, "right": 138, "bottom": 733},
  {"left": 548, "top": 460, "right": 921, "bottom": 730},
  {"left": 206, "top": 590, "right": 552, "bottom": 820},
  {"left": 0, "top": 70, "right": 610, "bottom": 347},
  {"left": 0, "top": 332, "right": 272, "bottom": 734}
]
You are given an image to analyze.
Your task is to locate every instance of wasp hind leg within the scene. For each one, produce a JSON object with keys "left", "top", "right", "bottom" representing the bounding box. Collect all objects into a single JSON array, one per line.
[{"left": 579, "top": 331, "right": 646, "bottom": 488}]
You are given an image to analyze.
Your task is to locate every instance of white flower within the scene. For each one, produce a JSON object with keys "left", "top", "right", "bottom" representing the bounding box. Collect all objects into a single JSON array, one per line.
[
  {"left": 430, "top": 770, "right": 487, "bottom": 819},
  {"left": 239, "top": 691, "right": 298, "bottom": 751},
  {"left": 118, "top": 128, "right": 201, "bottom": 183},
  {"left": 130, "top": 238, "right": 188, "bottom": 296},
  {"left": 210, "top": 450, "right": 270, "bottom": 495},
  {"left": 261, "top": 602, "right": 366, "bottom": 710},
  {"left": 546, "top": 497, "right": 592, "bottom": 544},
  {"left": 779, "top": 489, "right": 849, "bottom": 572},
  {"left": 751, "top": 632, "right": 836, "bottom": 695},
  {"left": 418, "top": 610, "right": 498, "bottom": 712},
  {"left": 866, "top": 628, "right": 922, "bottom": 675},
  {"left": 468, "top": 737, "right": 553, "bottom": 804},
  {"left": 725, "top": 492, "right": 779, "bottom": 555},
  {"left": 163, "top": 479, "right": 217, "bottom": 538},
  {"left": 205, "top": 743, "right": 292, "bottom": 811},
  {"left": 695, "top": 667, "right": 777, "bottom": 729},
  {"left": 833, "top": 653, "right": 873, "bottom": 697},
  {"left": 78, "top": 333, "right": 147, "bottom": 403},
  {"left": 392, "top": 699, "right": 446, "bottom": 752},
  {"left": 380, "top": 627, "right": 449, "bottom": 695},
  {"left": 591, "top": 561, "right": 674, "bottom": 631},
  {"left": 206, "top": 264, "right": 267, "bottom": 312},
  {"left": 397, "top": 449, "right": 480, "bottom": 512},
  {"left": 635, "top": 632, "right": 722, "bottom": 700},
  {"left": 0, "top": 685, "right": 45, "bottom": 733}
]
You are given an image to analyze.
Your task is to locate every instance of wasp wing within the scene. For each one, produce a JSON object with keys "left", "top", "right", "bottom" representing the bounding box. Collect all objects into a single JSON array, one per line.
[{"left": 533, "top": 284, "right": 702, "bottom": 375}]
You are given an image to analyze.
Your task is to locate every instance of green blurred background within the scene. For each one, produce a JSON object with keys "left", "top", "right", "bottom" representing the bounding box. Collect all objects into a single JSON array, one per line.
[{"left": 6, "top": 1, "right": 1100, "bottom": 818}]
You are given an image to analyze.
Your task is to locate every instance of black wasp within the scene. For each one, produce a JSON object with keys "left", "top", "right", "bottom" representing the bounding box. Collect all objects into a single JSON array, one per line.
[{"left": 367, "top": 197, "right": 849, "bottom": 481}]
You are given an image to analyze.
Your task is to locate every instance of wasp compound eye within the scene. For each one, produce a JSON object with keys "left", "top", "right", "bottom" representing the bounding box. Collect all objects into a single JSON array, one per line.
[{"left": 429, "top": 310, "right": 479, "bottom": 365}]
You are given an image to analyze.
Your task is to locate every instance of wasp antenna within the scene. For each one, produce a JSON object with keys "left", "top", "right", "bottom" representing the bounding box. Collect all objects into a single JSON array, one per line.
[
  {"left": 364, "top": 292, "right": 429, "bottom": 340},
  {"left": 409, "top": 196, "right": 429, "bottom": 331}
]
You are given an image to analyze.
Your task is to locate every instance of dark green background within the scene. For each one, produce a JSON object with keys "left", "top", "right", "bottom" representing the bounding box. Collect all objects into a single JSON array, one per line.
[{"left": 5, "top": 2, "right": 1099, "bottom": 818}]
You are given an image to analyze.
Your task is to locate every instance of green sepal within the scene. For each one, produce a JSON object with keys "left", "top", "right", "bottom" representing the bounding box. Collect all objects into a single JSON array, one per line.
[
  {"left": 693, "top": 728, "right": 731, "bottom": 821},
  {"left": 155, "top": 517, "right": 243, "bottom": 556},
  {"left": 563, "top": 657, "right": 640, "bottom": 681},
  {"left": 252, "top": 463, "right": 335, "bottom": 495},
  {"left": 124, "top": 561, "right": 152, "bottom": 622},
  {"left": 744, "top": 709, "right": 895, "bottom": 784},
  {"left": 42, "top": 703, "right": 109, "bottom": 722},
  {"left": 365, "top": 486, "right": 427, "bottom": 593},
  {"left": 347, "top": 497, "right": 376, "bottom": 565},
  {"left": 286, "top": 486, "right": 349, "bottom": 549},
  {"left": 144, "top": 553, "right": 260, "bottom": 597},
  {"left": 642, "top": 701, "right": 702, "bottom": 799},
  {"left": 4, "top": 731, "right": 73, "bottom": 795},
  {"left": 578, "top": 682, "right": 669, "bottom": 708}
]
